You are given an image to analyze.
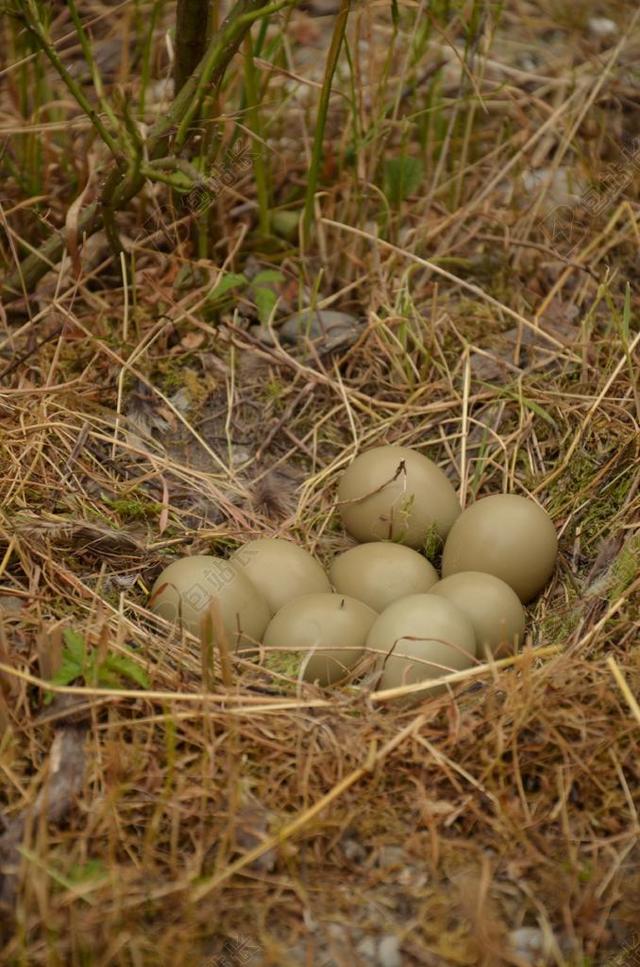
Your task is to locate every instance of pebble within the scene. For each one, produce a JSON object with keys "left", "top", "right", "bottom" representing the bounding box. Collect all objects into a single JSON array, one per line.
[
  {"left": 378, "top": 935, "right": 402, "bottom": 967},
  {"left": 521, "top": 167, "right": 584, "bottom": 214},
  {"left": 376, "top": 845, "right": 406, "bottom": 869},
  {"left": 279, "top": 309, "right": 363, "bottom": 355},
  {"left": 588, "top": 17, "right": 617, "bottom": 39},
  {"left": 507, "top": 926, "right": 553, "bottom": 965},
  {"left": 341, "top": 835, "right": 368, "bottom": 864},
  {"left": 357, "top": 936, "right": 377, "bottom": 962}
]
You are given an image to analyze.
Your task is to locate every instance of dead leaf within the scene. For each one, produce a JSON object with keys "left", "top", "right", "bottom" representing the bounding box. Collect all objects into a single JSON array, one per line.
[
  {"left": 180, "top": 331, "right": 205, "bottom": 351},
  {"left": 0, "top": 728, "right": 85, "bottom": 917},
  {"left": 158, "top": 475, "right": 170, "bottom": 535},
  {"left": 233, "top": 791, "right": 278, "bottom": 873},
  {"left": 65, "top": 155, "right": 96, "bottom": 277},
  {"left": 12, "top": 516, "right": 145, "bottom": 558},
  {"left": 470, "top": 309, "right": 580, "bottom": 381}
]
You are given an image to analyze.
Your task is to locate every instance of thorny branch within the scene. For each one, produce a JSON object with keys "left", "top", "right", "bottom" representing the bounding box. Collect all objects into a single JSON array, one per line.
[{"left": 2, "top": 0, "right": 298, "bottom": 301}]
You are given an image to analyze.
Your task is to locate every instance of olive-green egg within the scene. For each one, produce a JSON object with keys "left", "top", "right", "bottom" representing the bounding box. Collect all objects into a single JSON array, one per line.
[
  {"left": 441, "top": 494, "right": 558, "bottom": 603},
  {"left": 330, "top": 542, "right": 438, "bottom": 612},
  {"left": 367, "top": 593, "right": 477, "bottom": 702},
  {"left": 231, "top": 538, "right": 330, "bottom": 615},
  {"left": 149, "top": 555, "right": 270, "bottom": 648},
  {"left": 262, "top": 592, "right": 377, "bottom": 686},
  {"left": 429, "top": 571, "right": 525, "bottom": 658},
  {"left": 337, "top": 445, "right": 460, "bottom": 549}
]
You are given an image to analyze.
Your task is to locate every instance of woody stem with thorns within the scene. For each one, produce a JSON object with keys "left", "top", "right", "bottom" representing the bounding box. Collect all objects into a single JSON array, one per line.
[{"left": 2, "top": 0, "right": 298, "bottom": 300}]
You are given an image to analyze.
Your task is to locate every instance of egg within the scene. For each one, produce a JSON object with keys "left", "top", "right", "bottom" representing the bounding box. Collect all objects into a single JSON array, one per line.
[
  {"left": 429, "top": 571, "right": 525, "bottom": 658},
  {"left": 330, "top": 542, "right": 438, "bottom": 612},
  {"left": 230, "top": 538, "right": 330, "bottom": 615},
  {"left": 262, "top": 592, "right": 377, "bottom": 685},
  {"left": 441, "top": 494, "right": 558, "bottom": 602},
  {"left": 149, "top": 555, "right": 270, "bottom": 648},
  {"left": 367, "top": 594, "right": 477, "bottom": 700},
  {"left": 337, "top": 445, "right": 460, "bottom": 549}
]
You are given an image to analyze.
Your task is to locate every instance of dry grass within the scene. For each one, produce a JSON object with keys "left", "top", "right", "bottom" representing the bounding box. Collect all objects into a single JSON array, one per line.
[{"left": 1, "top": 1, "right": 640, "bottom": 965}]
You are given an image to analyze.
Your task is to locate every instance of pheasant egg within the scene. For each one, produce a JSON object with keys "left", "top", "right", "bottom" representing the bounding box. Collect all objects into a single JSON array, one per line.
[
  {"left": 262, "top": 592, "right": 377, "bottom": 686},
  {"left": 149, "top": 555, "right": 270, "bottom": 648},
  {"left": 367, "top": 593, "right": 477, "bottom": 702},
  {"left": 429, "top": 571, "right": 525, "bottom": 658},
  {"left": 330, "top": 542, "right": 438, "bottom": 612},
  {"left": 231, "top": 538, "right": 330, "bottom": 615},
  {"left": 441, "top": 494, "right": 558, "bottom": 602},
  {"left": 337, "top": 445, "right": 460, "bottom": 550}
]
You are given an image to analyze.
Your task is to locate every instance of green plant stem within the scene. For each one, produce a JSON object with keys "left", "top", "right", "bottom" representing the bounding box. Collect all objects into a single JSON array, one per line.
[
  {"left": 175, "top": 0, "right": 210, "bottom": 95},
  {"left": 22, "top": 0, "right": 122, "bottom": 162},
  {"left": 302, "top": 0, "right": 351, "bottom": 247},
  {"left": 3, "top": 0, "right": 296, "bottom": 299},
  {"left": 138, "top": 164, "right": 194, "bottom": 189},
  {"left": 67, "top": 0, "right": 121, "bottom": 137},
  {"left": 243, "top": 32, "right": 270, "bottom": 235},
  {"left": 173, "top": 0, "right": 295, "bottom": 152},
  {"left": 139, "top": 0, "right": 165, "bottom": 117}
]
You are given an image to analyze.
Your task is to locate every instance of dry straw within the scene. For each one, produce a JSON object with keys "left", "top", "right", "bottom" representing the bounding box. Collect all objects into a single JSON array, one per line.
[{"left": 1, "top": 1, "right": 639, "bottom": 964}]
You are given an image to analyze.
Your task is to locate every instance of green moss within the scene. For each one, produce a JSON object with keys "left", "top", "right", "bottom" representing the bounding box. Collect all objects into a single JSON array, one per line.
[
  {"left": 538, "top": 601, "right": 581, "bottom": 645},
  {"left": 545, "top": 446, "right": 635, "bottom": 555},
  {"left": 155, "top": 359, "right": 186, "bottom": 392},
  {"left": 107, "top": 495, "right": 162, "bottom": 522},
  {"left": 391, "top": 493, "right": 415, "bottom": 543},
  {"left": 263, "top": 650, "right": 303, "bottom": 679},
  {"left": 609, "top": 535, "right": 640, "bottom": 603},
  {"left": 422, "top": 522, "right": 443, "bottom": 563},
  {"left": 262, "top": 377, "right": 285, "bottom": 403}
]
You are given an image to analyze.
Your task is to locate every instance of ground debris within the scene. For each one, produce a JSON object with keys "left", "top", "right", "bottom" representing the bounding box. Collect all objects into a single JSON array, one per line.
[
  {"left": 0, "top": 728, "right": 85, "bottom": 919},
  {"left": 279, "top": 309, "right": 365, "bottom": 356}
]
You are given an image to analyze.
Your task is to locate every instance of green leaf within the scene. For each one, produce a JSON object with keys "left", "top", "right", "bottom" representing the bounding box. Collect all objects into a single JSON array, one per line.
[
  {"left": 253, "top": 269, "right": 284, "bottom": 285},
  {"left": 45, "top": 628, "right": 149, "bottom": 696},
  {"left": 254, "top": 285, "right": 279, "bottom": 325},
  {"left": 390, "top": 0, "right": 399, "bottom": 28},
  {"left": 47, "top": 628, "right": 87, "bottom": 698},
  {"left": 101, "top": 653, "right": 150, "bottom": 690},
  {"left": 478, "top": 381, "right": 557, "bottom": 428},
  {"left": 518, "top": 395, "right": 557, "bottom": 428},
  {"left": 62, "top": 628, "right": 86, "bottom": 666},
  {"left": 206, "top": 272, "right": 247, "bottom": 302},
  {"left": 167, "top": 171, "right": 194, "bottom": 193},
  {"left": 50, "top": 656, "right": 84, "bottom": 687},
  {"left": 383, "top": 156, "right": 424, "bottom": 206},
  {"left": 66, "top": 859, "right": 107, "bottom": 885},
  {"left": 95, "top": 666, "right": 122, "bottom": 688}
]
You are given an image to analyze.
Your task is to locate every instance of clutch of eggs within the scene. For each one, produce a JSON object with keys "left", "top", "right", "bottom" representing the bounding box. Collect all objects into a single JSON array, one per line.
[{"left": 147, "top": 445, "right": 557, "bottom": 699}]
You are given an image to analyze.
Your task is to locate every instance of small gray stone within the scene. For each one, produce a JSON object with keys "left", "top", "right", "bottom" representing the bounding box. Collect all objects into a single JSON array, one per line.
[
  {"left": 249, "top": 324, "right": 276, "bottom": 347},
  {"left": 0, "top": 595, "right": 23, "bottom": 614},
  {"left": 508, "top": 926, "right": 552, "bottom": 965},
  {"left": 588, "top": 17, "right": 617, "bottom": 38},
  {"left": 378, "top": 935, "right": 402, "bottom": 967},
  {"left": 376, "top": 846, "right": 406, "bottom": 869},
  {"left": 279, "top": 309, "right": 363, "bottom": 354},
  {"left": 342, "top": 835, "right": 368, "bottom": 863},
  {"left": 356, "top": 936, "right": 377, "bottom": 963}
]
